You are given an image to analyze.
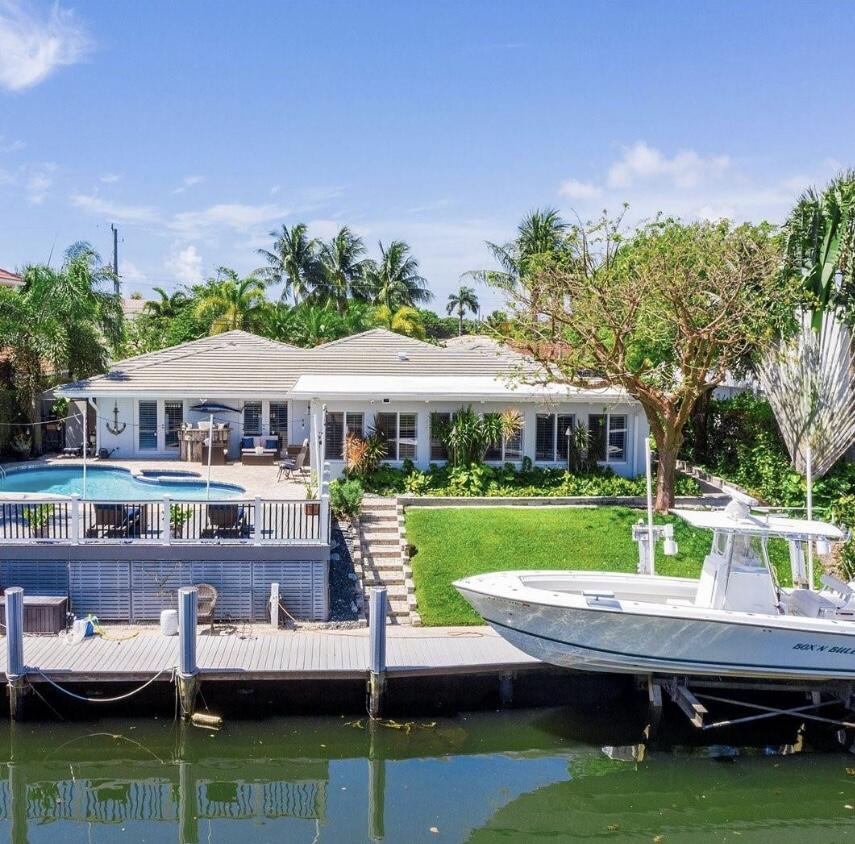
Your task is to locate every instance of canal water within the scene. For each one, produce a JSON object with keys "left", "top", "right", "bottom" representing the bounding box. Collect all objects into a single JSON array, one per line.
[{"left": 1, "top": 707, "right": 854, "bottom": 843}]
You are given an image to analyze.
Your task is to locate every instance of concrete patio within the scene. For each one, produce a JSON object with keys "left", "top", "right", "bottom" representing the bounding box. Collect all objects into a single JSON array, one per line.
[{"left": 6, "top": 455, "right": 310, "bottom": 499}]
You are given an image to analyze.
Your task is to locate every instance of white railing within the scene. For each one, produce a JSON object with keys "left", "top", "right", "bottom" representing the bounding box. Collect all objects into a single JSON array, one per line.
[{"left": 0, "top": 494, "right": 330, "bottom": 546}]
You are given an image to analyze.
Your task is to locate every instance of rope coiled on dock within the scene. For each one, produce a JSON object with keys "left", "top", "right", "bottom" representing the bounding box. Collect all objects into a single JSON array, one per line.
[{"left": 30, "top": 665, "right": 176, "bottom": 703}]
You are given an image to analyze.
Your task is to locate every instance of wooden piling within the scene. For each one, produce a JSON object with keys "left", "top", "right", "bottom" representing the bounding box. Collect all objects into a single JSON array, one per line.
[
  {"left": 5, "top": 587, "right": 26, "bottom": 721},
  {"left": 177, "top": 587, "right": 199, "bottom": 719},
  {"left": 368, "top": 587, "right": 387, "bottom": 719}
]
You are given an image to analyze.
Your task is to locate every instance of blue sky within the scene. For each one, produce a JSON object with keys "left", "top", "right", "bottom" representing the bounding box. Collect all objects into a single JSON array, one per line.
[{"left": 1, "top": 0, "right": 854, "bottom": 314}]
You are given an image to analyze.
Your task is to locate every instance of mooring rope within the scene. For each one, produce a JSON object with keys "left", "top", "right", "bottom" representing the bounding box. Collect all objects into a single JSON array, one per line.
[{"left": 31, "top": 665, "right": 176, "bottom": 704}]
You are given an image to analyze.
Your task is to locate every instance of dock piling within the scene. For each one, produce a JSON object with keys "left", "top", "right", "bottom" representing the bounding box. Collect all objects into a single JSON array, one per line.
[
  {"left": 177, "top": 587, "right": 199, "bottom": 719},
  {"left": 368, "top": 587, "right": 387, "bottom": 719},
  {"left": 5, "top": 587, "right": 26, "bottom": 721}
]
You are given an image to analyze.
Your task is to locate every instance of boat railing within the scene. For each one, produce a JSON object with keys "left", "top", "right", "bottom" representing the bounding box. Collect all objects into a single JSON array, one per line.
[{"left": 0, "top": 495, "right": 330, "bottom": 546}]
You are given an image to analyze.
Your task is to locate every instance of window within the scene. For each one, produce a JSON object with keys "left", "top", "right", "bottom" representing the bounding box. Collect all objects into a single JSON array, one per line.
[
  {"left": 164, "top": 401, "right": 183, "bottom": 448},
  {"left": 607, "top": 414, "right": 627, "bottom": 462},
  {"left": 375, "top": 412, "right": 418, "bottom": 461},
  {"left": 430, "top": 412, "right": 450, "bottom": 461},
  {"left": 325, "top": 412, "right": 344, "bottom": 460},
  {"left": 243, "top": 402, "right": 262, "bottom": 436},
  {"left": 269, "top": 402, "right": 288, "bottom": 439},
  {"left": 138, "top": 401, "right": 157, "bottom": 450},
  {"left": 535, "top": 414, "right": 555, "bottom": 461},
  {"left": 588, "top": 413, "right": 627, "bottom": 463},
  {"left": 485, "top": 414, "right": 524, "bottom": 462},
  {"left": 345, "top": 412, "right": 364, "bottom": 440}
]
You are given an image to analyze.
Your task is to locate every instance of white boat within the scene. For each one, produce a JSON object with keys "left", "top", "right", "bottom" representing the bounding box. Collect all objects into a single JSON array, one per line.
[{"left": 454, "top": 499, "right": 855, "bottom": 682}]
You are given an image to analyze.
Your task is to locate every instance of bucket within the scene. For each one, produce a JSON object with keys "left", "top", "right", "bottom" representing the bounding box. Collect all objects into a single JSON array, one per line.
[{"left": 160, "top": 609, "right": 179, "bottom": 636}]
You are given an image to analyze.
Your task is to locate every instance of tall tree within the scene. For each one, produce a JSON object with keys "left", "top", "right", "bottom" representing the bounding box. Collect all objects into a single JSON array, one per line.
[
  {"left": 315, "top": 226, "right": 368, "bottom": 313},
  {"left": 373, "top": 305, "right": 426, "bottom": 339},
  {"left": 194, "top": 268, "right": 267, "bottom": 334},
  {"left": 257, "top": 223, "right": 319, "bottom": 304},
  {"left": 446, "top": 284, "right": 479, "bottom": 335},
  {"left": 503, "top": 214, "right": 793, "bottom": 510},
  {"left": 363, "top": 240, "right": 431, "bottom": 311},
  {"left": 143, "top": 286, "right": 190, "bottom": 320}
]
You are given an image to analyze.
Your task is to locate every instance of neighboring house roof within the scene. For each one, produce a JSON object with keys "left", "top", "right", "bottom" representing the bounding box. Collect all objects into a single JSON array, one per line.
[
  {"left": 57, "top": 328, "right": 634, "bottom": 403},
  {"left": 122, "top": 297, "right": 148, "bottom": 319},
  {"left": 0, "top": 267, "right": 23, "bottom": 287}
]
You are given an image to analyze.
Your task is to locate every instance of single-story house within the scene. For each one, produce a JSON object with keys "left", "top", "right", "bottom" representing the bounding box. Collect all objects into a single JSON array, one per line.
[
  {"left": 58, "top": 328, "right": 649, "bottom": 477},
  {"left": 0, "top": 266, "right": 23, "bottom": 288}
]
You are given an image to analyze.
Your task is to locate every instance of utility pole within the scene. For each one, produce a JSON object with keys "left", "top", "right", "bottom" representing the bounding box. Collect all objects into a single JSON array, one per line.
[{"left": 111, "top": 223, "right": 120, "bottom": 296}]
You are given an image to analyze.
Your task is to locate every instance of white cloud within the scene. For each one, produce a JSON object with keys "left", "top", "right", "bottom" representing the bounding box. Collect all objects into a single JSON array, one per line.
[
  {"left": 25, "top": 161, "right": 55, "bottom": 203},
  {"left": 269, "top": 185, "right": 280, "bottom": 196},
  {"left": 558, "top": 179, "right": 603, "bottom": 201},
  {"left": 0, "top": 135, "right": 24, "bottom": 153},
  {"left": 119, "top": 259, "right": 146, "bottom": 284},
  {"left": 0, "top": 0, "right": 92, "bottom": 91},
  {"left": 172, "top": 174, "right": 205, "bottom": 195},
  {"left": 606, "top": 141, "right": 730, "bottom": 190},
  {"left": 165, "top": 244, "right": 203, "bottom": 284},
  {"left": 70, "top": 192, "right": 160, "bottom": 225},
  {"left": 99, "top": 172, "right": 121, "bottom": 184},
  {"left": 169, "top": 202, "right": 292, "bottom": 237}
]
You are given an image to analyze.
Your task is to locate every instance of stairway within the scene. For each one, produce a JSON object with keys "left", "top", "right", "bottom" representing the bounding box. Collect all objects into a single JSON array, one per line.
[{"left": 358, "top": 498, "right": 418, "bottom": 624}]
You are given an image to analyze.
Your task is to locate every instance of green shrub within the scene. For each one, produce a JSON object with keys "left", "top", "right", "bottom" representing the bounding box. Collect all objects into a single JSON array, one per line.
[{"left": 329, "top": 478, "right": 364, "bottom": 518}]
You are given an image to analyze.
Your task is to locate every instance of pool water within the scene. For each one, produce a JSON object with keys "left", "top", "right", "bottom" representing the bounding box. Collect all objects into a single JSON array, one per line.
[{"left": 0, "top": 465, "right": 244, "bottom": 500}]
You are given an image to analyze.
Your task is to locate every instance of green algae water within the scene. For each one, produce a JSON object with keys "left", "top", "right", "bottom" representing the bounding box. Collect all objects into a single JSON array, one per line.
[{"left": 1, "top": 709, "right": 854, "bottom": 843}]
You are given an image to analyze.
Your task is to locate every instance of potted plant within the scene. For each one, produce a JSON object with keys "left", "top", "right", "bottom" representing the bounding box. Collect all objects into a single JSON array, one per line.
[
  {"left": 304, "top": 472, "right": 320, "bottom": 516},
  {"left": 170, "top": 504, "right": 192, "bottom": 538},
  {"left": 24, "top": 503, "right": 55, "bottom": 538}
]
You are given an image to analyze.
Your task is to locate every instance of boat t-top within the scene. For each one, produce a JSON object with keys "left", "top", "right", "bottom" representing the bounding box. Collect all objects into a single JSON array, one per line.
[{"left": 455, "top": 495, "right": 854, "bottom": 682}]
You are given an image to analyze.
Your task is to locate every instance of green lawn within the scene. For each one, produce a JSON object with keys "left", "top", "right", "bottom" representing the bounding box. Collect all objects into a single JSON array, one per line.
[{"left": 406, "top": 506, "right": 790, "bottom": 626}]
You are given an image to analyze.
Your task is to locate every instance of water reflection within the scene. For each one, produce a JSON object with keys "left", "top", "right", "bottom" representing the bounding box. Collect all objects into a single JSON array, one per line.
[{"left": 0, "top": 710, "right": 851, "bottom": 843}]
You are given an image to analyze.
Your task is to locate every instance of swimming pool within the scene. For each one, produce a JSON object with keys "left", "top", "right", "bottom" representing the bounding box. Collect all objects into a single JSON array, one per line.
[{"left": 0, "top": 466, "right": 244, "bottom": 500}]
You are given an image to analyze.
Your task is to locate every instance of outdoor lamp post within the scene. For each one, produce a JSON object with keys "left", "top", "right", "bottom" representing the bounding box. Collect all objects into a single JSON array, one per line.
[{"left": 565, "top": 426, "right": 572, "bottom": 472}]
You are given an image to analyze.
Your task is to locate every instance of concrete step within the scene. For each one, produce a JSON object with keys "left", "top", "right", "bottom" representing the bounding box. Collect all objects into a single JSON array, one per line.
[
  {"left": 361, "top": 532, "right": 399, "bottom": 544},
  {"left": 362, "top": 545, "right": 400, "bottom": 558},
  {"left": 360, "top": 512, "right": 398, "bottom": 523},
  {"left": 361, "top": 499, "right": 398, "bottom": 511},
  {"left": 363, "top": 571, "right": 405, "bottom": 586}
]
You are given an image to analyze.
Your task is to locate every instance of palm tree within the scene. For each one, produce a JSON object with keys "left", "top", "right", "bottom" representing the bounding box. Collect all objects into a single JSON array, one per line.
[
  {"left": 446, "top": 284, "right": 479, "bottom": 335},
  {"left": 194, "top": 268, "right": 267, "bottom": 334},
  {"left": 362, "top": 240, "right": 432, "bottom": 311},
  {"left": 256, "top": 223, "right": 319, "bottom": 304},
  {"left": 315, "top": 227, "right": 368, "bottom": 313},
  {"left": 143, "top": 286, "right": 190, "bottom": 320},
  {"left": 373, "top": 305, "right": 426, "bottom": 339},
  {"left": 468, "top": 207, "right": 567, "bottom": 290}
]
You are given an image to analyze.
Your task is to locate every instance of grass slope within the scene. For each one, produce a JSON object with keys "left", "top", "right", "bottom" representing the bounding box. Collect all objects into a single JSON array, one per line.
[{"left": 406, "top": 506, "right": 790, "bottom": 626}]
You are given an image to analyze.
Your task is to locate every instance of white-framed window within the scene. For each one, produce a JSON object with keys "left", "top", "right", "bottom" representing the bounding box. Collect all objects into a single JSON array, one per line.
[
  {"left": 535, "top": 413, "right": 575, "bottom": 462},
  {"left": 324, "top": 411, "right": 364, "bottom": 460},
  {"left": 269, "top": 402, "right": 288, "bottom": 440},
  {"left": 243, "top": 402, "right": 262, "bottom": 436},
  {"left": 430, "top": 412, "right": 450, "bottom": 461},
  {"left": 485, "top": 417, "right": 524, "bottom": 462},
  {"left": 164, "top": 401, "right": 184, "bottom": 449},
  {"left": 375, "top": 412, "right": 417, "bottom": 461},
  {"left": 138, "top": 401, "right": 158, "bottom": 450},
  {"left": 588, "top": 413, "right": 628, "bottom": 463}
]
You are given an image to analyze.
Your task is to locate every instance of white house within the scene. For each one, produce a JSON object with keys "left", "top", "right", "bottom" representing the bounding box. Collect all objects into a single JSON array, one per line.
[{"left": 58, "top": 328, "right": 649, "bottom": 478}]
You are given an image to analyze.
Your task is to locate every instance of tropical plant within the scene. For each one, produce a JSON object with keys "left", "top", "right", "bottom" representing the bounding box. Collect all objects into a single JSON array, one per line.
[
  {"left": 362, "top": 240, "right": 431, "bottom": 310},
  {"left": 315, "top": 227, "right": 368, "bottom": 313},
  {"left": 435, "top": 406, "right": 523, "bottom": 467},
  {"left": 329, "top": 478, "right": 364, "bottom": 518},
  {"left": 446, "top": 284, "right": 479, "bottom": 335},
  {"left": 344, "top": 431, "right": 387, "bottom": 477},
  {"left": 143, "top": 286, "right": 190, "bottom": 320},
  {"left": 257, "top": 223, "right": 319, "bottom": 304},
  {"left": 372, "top": 304, "right": 426, "bottom": 339},
  {"left": 193, "top": 269, "right": 267, "bottom": 333}
]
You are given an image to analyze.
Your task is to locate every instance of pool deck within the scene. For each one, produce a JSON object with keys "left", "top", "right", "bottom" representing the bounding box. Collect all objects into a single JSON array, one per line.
[
  {"left": 1, "top": 456, "right": 308, "bottom": 499},
  {"left": 4, "top": 624, "right": 538, "bottom": 683}
]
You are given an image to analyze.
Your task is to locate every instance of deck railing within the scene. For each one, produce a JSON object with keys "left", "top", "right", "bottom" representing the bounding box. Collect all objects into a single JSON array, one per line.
[{"left": 0, "top": 495, "right": 330, "bottom": 546}]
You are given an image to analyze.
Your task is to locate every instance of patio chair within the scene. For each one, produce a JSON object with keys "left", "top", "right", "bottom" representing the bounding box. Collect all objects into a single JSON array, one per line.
[
  {"left": 85, "top": 503, "right": 146, "bottom": 538},
  {"left": 202, "top": 503, "right": 250, "bottom": 538},
  {"left": 195, "top": 583, "right": 218, "bottom": 632},
  {"left": 277, "top": 445, "right": 308, "bottom": 481}
]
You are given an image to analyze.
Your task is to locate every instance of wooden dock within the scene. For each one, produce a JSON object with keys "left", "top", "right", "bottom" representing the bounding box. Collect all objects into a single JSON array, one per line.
[{"left": 0, "top": 625, "right": 540, "bottom": 683}]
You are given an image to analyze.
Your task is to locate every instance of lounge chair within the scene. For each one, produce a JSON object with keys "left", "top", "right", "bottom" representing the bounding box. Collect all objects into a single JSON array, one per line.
[
  {"left": 277, "top": 443, "right": 308, "bottom": 481},
  {"left": 195, "top": 583, "right": 218, "bottom": 632},
  {"left": 202, "top": 503, "right": 250, "bottom": 539},
  {"left": 240, "top": 436, "right": 280, "bottom": 465},
  {"left": 85, "top": 503, "right": 146, "bottom": 538}
]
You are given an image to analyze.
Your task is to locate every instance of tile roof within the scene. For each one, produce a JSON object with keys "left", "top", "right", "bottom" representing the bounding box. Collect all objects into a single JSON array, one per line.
[
  {"left": 57, "top": 328, "right": 631, "bottom": 402},
  {"left": 0, "top": 267, "right": 23, "bottom": 287}
]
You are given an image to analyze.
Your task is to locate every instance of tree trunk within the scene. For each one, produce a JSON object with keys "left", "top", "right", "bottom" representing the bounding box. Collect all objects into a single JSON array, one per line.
[
  {"left": 458, "top": 309, "right": 463, "bottom": 336},
  {"left": 690, "top": 389, "right": 711, "bottom": 466},
  {"left": 654, "top": 430, "right": 682, "bottom": 512}
]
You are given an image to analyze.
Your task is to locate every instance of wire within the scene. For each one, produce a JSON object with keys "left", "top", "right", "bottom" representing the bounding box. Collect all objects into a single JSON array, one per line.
[{"left": 32, "top": 665, "right": 175, "bottom": 703}]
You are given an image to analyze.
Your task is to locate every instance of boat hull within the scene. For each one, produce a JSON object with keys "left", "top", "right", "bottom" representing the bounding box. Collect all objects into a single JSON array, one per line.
[{"left": 456, "top": 575, "right": 855, "bottom": 682}]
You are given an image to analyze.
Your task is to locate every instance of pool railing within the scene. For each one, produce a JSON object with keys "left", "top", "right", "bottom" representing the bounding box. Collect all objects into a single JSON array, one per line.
[{"left": 0, "top": 495, "right": 330, "bottom": 546}]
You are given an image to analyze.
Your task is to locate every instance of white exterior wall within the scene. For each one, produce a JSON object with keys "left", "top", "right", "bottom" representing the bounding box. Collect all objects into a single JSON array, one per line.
[{"left": 313, "top": 398, "right": 648, "bottom": 479}]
